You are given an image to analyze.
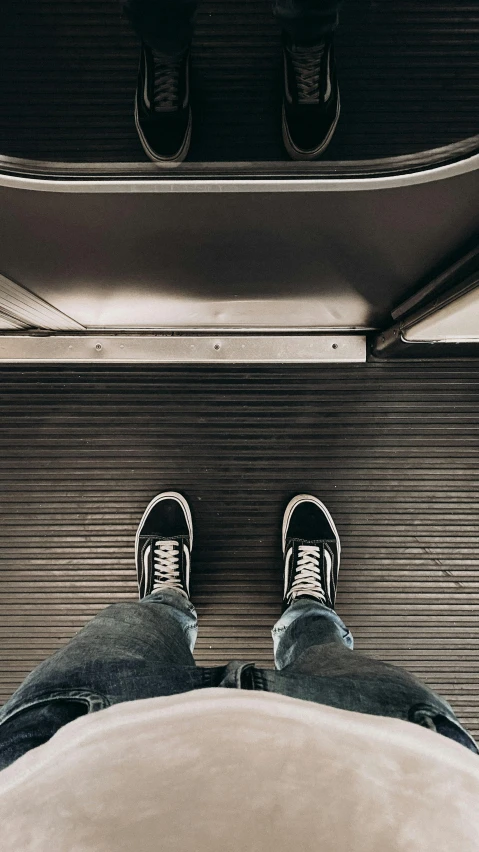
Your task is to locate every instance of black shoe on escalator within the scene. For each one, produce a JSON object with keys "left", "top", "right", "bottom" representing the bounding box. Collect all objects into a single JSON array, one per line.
[
  {"left": 135, "top": 42, "right": 192, "bottom": 164},
  {"left": 282, "top": 494, "right": 341, "bottom": 612},
  {"left": 135, "top": 491, "right": 193, "bottom": 600},
  {"left": 282, "top": 32, "right": 340, "bottom": 160}
]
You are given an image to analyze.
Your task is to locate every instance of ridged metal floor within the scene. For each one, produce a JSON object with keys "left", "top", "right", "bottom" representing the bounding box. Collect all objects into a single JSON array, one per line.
[
  {"left": 0, "top": 362, "right": 478, "bottom": 739},
  {"left": 0, "top": 0, "right": 477, "bottom": 161}
]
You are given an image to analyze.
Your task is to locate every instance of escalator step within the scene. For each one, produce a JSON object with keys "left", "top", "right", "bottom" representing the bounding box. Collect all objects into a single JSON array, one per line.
[
  {"left": 0, "top": 0, "right": 477, "bottom": 162},
  {"left": 0, "top": 361, "right": 478, "bottom": 740}
]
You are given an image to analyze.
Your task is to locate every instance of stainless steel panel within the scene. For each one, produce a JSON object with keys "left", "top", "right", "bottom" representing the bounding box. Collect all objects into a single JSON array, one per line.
[
  {"left": 0, "top": 159, "right": 478, "bottom": 330},
  {"left": 0, "top": 334, "right": 366, "bottom": 363},
  {"left": 404, "top": 285, "right": 479, "bottom": 343},
  {"left": 1, "top": 151, "right": 478, "bottom": 190}
]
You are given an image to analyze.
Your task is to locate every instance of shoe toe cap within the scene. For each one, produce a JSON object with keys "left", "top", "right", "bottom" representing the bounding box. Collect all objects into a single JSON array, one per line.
[
  {"left": 287, "top": 498, "right": 336, "bottom": 542},
  {"left": 140, "top": 497, "right": 190, "bottom": 538},
  {"left": 137, "top": 103, "right": 191, "bottom": 160}
]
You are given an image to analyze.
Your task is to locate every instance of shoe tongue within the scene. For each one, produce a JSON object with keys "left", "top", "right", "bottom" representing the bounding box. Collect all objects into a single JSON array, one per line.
[
  {"left": 151, "top": 48, "right": 185, "bottom": 62},
  {"left": 290, "top": 41, "right": 323, "bottom": 54},
  {"left": 154, "top": 535, "right": 180, "bottom": 542},
  {"left": 141, "top": 534, "right": 187, "bottom": 548}
]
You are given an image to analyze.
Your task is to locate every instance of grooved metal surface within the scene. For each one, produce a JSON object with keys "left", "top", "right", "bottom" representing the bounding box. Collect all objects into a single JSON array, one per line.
[
  {"left": 0, "top": 0, "right": 478, "bottom": 162},
  {"left": 0, "top": 363, "right": 478, "bottom": 740}
]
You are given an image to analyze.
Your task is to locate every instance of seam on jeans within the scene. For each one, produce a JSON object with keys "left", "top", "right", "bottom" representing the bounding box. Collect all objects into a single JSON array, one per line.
[
  {"left": 409, "top": 702, "right": 456, "bottom": 722},
  {"left": 239, "top": 663, "right": 257, "bottom": 690},
  {"left": 409, "top": 703, "right": 474, "bottom": 734},
  {"left": 0, "top": 689, "right": 111, "bottom": 727},
  {"left": 236, "top": 663, "right": 252, "bottom": 688},
  {"left": 253, "top": 669, "right": 268, "bottom": 691},
  {"left": 144, "top": 593, "right": 197, "bottom": 614},
  {"left": 201, "top": 667, "right": 216, "bottom": 688},
  {"left": 409, "top": 704, "right": 478, "bottom": 753}
]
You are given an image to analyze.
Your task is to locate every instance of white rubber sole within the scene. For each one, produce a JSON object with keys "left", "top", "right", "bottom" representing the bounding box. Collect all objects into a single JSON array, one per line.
[{"left": 282, "top": 493, "right": 341, "bottom": 569}]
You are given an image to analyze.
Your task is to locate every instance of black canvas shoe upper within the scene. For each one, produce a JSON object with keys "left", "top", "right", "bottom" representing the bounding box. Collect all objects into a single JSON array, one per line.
[
  {"left": 282, "top": 495, "right": 340, "bottom": 611},
  {"left": 282, "top": 33, "right": 340, "bottom": 159},
  {"left": 135, "top": 43, "right": 192, "bottom": 162},
  {"left": 135, "top": 492, "right": 193, "bottom": 599}
]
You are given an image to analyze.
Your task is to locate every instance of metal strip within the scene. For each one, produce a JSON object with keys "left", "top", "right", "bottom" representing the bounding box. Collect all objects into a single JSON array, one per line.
[
  {"left": 0, "top": 274, "right": 85, "bottom": 331},
  {"left": 372, "top": 276, "right": 479, "bottom": 356},
  {"left": 391, "top": 245, "right": 479, "bottom": 322},
  {"left": 0, "top": 334, "right": 366, "bottom": 363},
  {"left": 1, "top": 134, "right": 479, "bottom": 180},
  {"left": 403, "top": 285, "right": 479, "bottom": 343},
  {"left": 0, "top": 153, "right": 478, "bottom": 194}
]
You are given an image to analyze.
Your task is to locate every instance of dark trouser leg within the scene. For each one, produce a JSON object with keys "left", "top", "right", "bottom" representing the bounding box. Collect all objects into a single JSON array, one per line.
[
  {"left": 270, "top": 599, "right": 478, "bottom": 754},
  {"left": 0, "top": 591, "right": 200, "bottom": 771},
  {"left": 120, "top": 0, "right": 198, "bottom": 53},
  {"left": 272, "top": 0, "right": 341, "bottom": 43}
]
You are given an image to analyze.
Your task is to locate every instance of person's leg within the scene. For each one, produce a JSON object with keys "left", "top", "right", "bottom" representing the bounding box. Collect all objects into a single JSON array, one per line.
[
  {"left": 120, "top": 1, "right": 195, "bottom": 163},
  {"left": 273, "top": 596, "right": 353, "bottom": 670},
  {"left": 0, "top": 492, "right": 203, "bottom": 771},
  {"left": 272, "top": 598, "right": 479, "bottom": 753},
  {"left": 277, "top": 0, "right": 341, "bottom": 160},
  {"left": 0, "top": 591, "right": 199, "bottom": 771},
  {"left": 273, "top": 0, "right": 341, "bottom": 45},
  {"left": 272, "top": 493, "right": 354, "bottom": 674},
  {"left": 266, "top": 494, "right": 479, "bottom": 754},
  {"left": 121, "top": 0, "right": 197, "bottom": 54}
]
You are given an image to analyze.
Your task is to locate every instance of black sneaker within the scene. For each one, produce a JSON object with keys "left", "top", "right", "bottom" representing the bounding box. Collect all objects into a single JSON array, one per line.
[
  {"left": 281, "top": 33, "right": 340, "bottom": 160},
  {"left": 282, "top": 494, "right": 340, "bottom": 611},
  {"left": 135, "top": 491, "right": 193, "bottom": 599},
  {"left": 134, "top": 42, "right": 192, "bottom": 164}
]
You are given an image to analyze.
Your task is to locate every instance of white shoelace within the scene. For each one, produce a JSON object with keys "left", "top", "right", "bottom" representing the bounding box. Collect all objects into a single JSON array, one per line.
[
  {"left": 152, "top": 540, "right": 186, "bottom": 595},
  {"left": 288, "top": 544, "right": 326, "bottom": 604}
]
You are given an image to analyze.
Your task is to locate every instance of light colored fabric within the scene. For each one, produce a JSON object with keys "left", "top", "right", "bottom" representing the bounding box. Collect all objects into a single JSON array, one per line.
[{"left": 0, "top": 688, "right": 478, "bottom": 852}]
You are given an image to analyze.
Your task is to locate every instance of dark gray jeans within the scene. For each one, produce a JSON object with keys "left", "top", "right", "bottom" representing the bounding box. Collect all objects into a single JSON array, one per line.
[
  {"left": 121, "top": 0, "right": 341, "bottom": 54},
  {"left": 0, "top": 591, "right": 477, "bottom": 771}
]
